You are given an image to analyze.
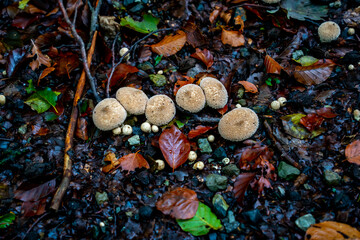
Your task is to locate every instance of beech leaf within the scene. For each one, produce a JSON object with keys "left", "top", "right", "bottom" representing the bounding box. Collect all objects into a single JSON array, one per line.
[
  {"left": 14, "top": 178, "right": 56, "bottom": 202},
  {"left": 190, "top": 48, "right": 214, "bottom": 68},
  {"left": 305, "top": 221, "right": 360, "bottom": 240},
  {"left": 293, "top": 59, "right": 335, "bottom": 85},
  {"left": 345, "top": 140, "right": 360, "bottom": 165},
  {"left": 238, "top": 81, "right": 258, "bottom": 94},
  {"left": 151, "top": 30, "right": 187, "bottom": 57},
  {"left": 188, "top": 125, "right": 214, "bottom": 139},
  {"left": 28, "top": 40, "right": 51, "bottom": 70},
  {"left": 221, "top": 29, "right": 245, "bottom": 47},
  {"left": 117, "top": 152, "right": 150, "bottom": 172},
  {"left": 264, "top": 55, "right": 282, "bottom": 74},
  {"left": 233, "top": 172, "right": 256, "bottom": 205}
]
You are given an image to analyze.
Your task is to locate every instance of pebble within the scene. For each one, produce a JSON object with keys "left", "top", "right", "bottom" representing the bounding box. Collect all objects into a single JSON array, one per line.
[
  {"left": 128, "top": 135, "right": 140, "bottom": 145},
  {"left": 198, "top": 138, "right": 213, "bottom": 153},
  {"left": 206, "top": 174, "right": 227, "bottom": 192},
  {"left": 278, "top": 161, "right": 300, "bottom": 180},
  {"left": 324, "top": 170, "right": 341, "bottom": 185},
  {"left": 295, "top": 214, "right": 315, "bottom": 231},
  {"left": 222, "top": 164, "right": 240, "bottom": 177},
  {"left": 95, "top": 192, "right": 109, "bottom": 205},
  {"left": 212, "top": 194, "right": 229, "bottom": 218}
]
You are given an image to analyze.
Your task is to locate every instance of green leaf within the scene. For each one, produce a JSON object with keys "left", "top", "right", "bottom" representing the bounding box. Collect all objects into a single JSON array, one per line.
[
  {"left": 0, "top": 212, "right": 15, "bottom": 229},
  {"left": 281, "top": 113, "right": 325, "bottom": 139},
  {"left": 18, "top": 0, "right": 30, "bottom": 10},
  {"left": 265, "top": 78, "right": 273, "bottom": 86},
  {"left": 175, "top": 120, "right": 185, "bottom": 128},
  {"left": 154, "top": 55, "right": 163, "bottom": 66},
  {"left": 281, "top": 0, "right": 328, "bottom": 21},
  {"left": 120, "top": 14, "right": 159, "bottom": 34},
  {"left": 26, "top": 79, "right": 36, "bottom": 94},
  {"left": 177, "top": 202, "right": 222, "bottom": 236},
  {"left": 295, "top": 56, "right": 319, "bottom": 67},
  {"left": 25, "top": 88, "right": 60, "bottom": 114},
  {"left": 44, "top": 112, "right": 58, "bottom": 122}
]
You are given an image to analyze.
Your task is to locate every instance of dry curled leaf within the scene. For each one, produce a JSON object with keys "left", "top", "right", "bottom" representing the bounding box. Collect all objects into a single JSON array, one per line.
[
  {"left": 233, "top": 172, "right": 256, "bottom": 205},
  {"left": 293, "top": 59, "right": 335, "bottom": 86},
  {"left": 75, "top": 117, "right": 88, "bottom": 141},
  {"left": 264, "top": 55, "right": 282, "bottom": 74},
  {"left": 305, "top": 221, "right": 360, "bottom": 240},
  {"left": 156, "top": 187, "right": 199, "bottom": 219},
  {"left": 221, "top": 29, "right": 245, "bottom": 47},
  {"left": 190, "top": 48, "right": 214, "bottom": 69},
  {"left": 102, "top": 152, "right": 119, "bottom": 173},
  {"left": 28, "top": 40, "right": 51, "bottom": 71},
  {"left": 117, "top": 152, "right": 150, "bottom": 172},
  {"left": 151, "top": 30, "right": 187, "bottom": 57},
  {"left": 345, "top": 140, "right": 360, "bottom": 165},
  {"left": 238, "top": 81, "right": 258, "bottom": 94}
]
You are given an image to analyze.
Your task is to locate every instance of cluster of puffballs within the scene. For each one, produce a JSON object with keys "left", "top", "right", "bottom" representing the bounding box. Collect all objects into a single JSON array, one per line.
[{"left": 92, "top": 76, "right": 259, "bottom": 143}]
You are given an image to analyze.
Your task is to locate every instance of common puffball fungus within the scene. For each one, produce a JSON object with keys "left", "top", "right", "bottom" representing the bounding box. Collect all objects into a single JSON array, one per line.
[
  {"left": 116, "top": 87, "right": 149, "bottom": 115},
  {"left": 145, "top": 95, "right": 176, "bottom": 126},
  {"left": 92, "top": 98, "right": 127, "bottom": 131},
  {"left": 318, "top": 21, "right": 341, "bottom": 43},
  {"left": 176, "top": 84, "right": 206, "bottom": 113},
  {"left": 199, "top": 77, "right": 228, "bottom": 109}
]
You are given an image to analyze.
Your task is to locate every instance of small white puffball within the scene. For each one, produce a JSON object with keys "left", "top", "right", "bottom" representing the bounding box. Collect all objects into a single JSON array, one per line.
[
  {"left": 151, "top": 125, "right": 159, "bottom": 133},
  {"left": 0, "top": 95, "right": 5, "bottom": 105},
  {"left": 348, "top": 64, "right": 355, "bottom": 71},
  {"left": 271, "top": 100, "right": 281, "bottom": 110},
  {"left": 99, "top": 222, "right": 105, "bottom": 227},
  {"left": 193, "top": 161, "right": 204, "bottom": 170},
  {"left": 122, "top": 125, "right": 132, "bottom": 135},
  {"left": 222, "top": 157, "right": 230, "bottom": 165},
  {"left": 120, "top": 47, "right": 130, "bottom": 61},
  {"left": 188, "top": 151, "right": 197, "bottom": 161},
  {"left": 155, "top": 159, "right": 165, "bottom": 170},
  {"left": 277, "top": 97, "right": 287, "bottom": 107},
  {"left": 157, "top": 70, "right": 163, "bottom": 75},
  {"left": 348, "top": 28, "right": 355, "bottom": 36},
  {"left": 354, "top": 109, "right": 360, "bottom": 121},
  {"left": 141, "top": 122, "right": 151, "bottom": 133},
  {"left": 207, "top": 135, "right": 215, "bottom": 142},
  {"left": 112, "top": 127, "right": 122, "bottom": 135},
  {"left": 236, "top": 104, "right": 242, "bottom": 108}
]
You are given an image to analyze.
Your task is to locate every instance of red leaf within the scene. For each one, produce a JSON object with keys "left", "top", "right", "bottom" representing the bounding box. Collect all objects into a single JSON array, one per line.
[
  {"left": 14, "top": 178, "right": 56, "bottom": 202},
  {"left": 118, "top": 152, "right": 150, "bottom": 172},
  {"left": 76, "top": 117, "right": 88, "bottom": 141},
  {"left": 316, "top": 107, "right": 337, "bottom": 118},
  {"left": 12, "top": 14, "right": 39, "bottom": 29},
  {"left": 256, "top": 176, "right": 272, "bottom": 195},
  {"left": 156, "top": 187, "right": 199, "bottom": 219},
  {"left": 188, "top": 125, "right": 213, "bottom": 139},
  {"left": 294, "top": 59, "right": 336, "bottom": 85},
  {"left": 238, "top": 81, "right": 258, "bottom": 94},
  {"left": 150, "top": 30, "right": 187, "bottom": 57},
  {"left": 221, "top": 29, "right": 245, "bottom": 47},
  {"left": 233, "top": 173, "right": 256, "bottom": 205},
  {"left": 299, "top": 113, "right": 324, "bottom": 132},
  {"left": 345, "top": 140, "right": 360, "bottom": 165},
  {"left": 22, "top": 198, "right": 47, "bottom": 217},
  {"left": 31, "top": 124, "right": 50, "bottom": 136},
  {"left": 217, "top": 104, "right": 228, "bottom": 115},
  {"left": 159, "top": 125, "right": 191, "bottom": 171},
  {"left": 238, "top": 144, "right": 273, "bottom": 170},
  {"left": 106, "top": 63, "right": 139, "bottom": 89},
  {"left": 190, "top": 48, "right": 214, "bottom": 69},
  {"left": 38, "top": 67, "right": 55, "bottom": 84},
  {"left": 264, "top": 55, "right": 282, "bottom": 74}
]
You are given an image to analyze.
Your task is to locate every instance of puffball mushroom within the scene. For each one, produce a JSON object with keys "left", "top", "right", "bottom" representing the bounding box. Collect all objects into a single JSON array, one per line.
[
  {"left": 318, "top": 21, "right": 341, "bottom": 43},
  {"left": 218, "top": 108, "right": 259, "bottom": 142},
  {"left": 145, "top": 95, "right": 176, "bottom": 126},
  {"left": 176, "top": 84, "right": 206, "bottom": 113},
  {"left": 200, "top": 77, "right": 228, "bottom": 109},
  {"left": 92, "top": 98, "right": 127, "bottom": 131},
  {"left": 116, "top": 87, "right": 149, "bottom": 115}
]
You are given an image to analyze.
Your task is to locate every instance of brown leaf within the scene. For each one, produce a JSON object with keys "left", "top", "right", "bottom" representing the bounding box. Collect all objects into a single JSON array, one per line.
[
  {"left": 28, "top": 40, "right": 51, "bottom": 70},
  {"left": 38, "top": 67, "right": 55, "bottom": 84},
  {"left": 188, "top": 125, "right": 214, "bottom": 139},
  {"left": 316, "top": 106, "right": 337, "bottom": 118},
  {"left": 102, "top": 152, "right": 119, "bottom": 173},
  {"left": 264, "top": 55, "right": 283, "bottom": 75},
  {"left": 117, "top": 152, "right": 150, "bottom": 172},
  {"left": 190, "top": 48, "right": 214, "bottom": 69},
  {"left": 31, "top": 124, "right": 49, "bottom": 136},
  {"left": 345, "top": 140, "right": 360, "bottom": 165},
  {"left": 305, "top": 221, "right": 360, "bottom": 240},
  {"left": 55, "top": 52, "right": 79, "bottom": 77},
  {"left": 183, "top": 20, "right": 206, "bottom": 48},
  {"left": 209, "top": 6, "right": 222, "bottom": 24},
  {"left": 233, "top": 173, "right": 256, "bottom": 205},
  {"left": 22, "top": 198, "right": 47, "bottom": 217},
  {"left": 255, "top": 176, "right": 272, "bottom": 195},
  {"left": 159, "top": 125, "right": 191, "bottom": 171},
  {"left": 14, "top": 178, "right": 56, "bottom": 202},
  {"left": 105, "top": 64, "right": 139, "bottom": 90},
  {"left": 156, "top": 187, "right": 199, "bottom": 219},
  {"left": 221, "top": 29, "right": 245, "bottom": 47},
  {"left": 294, "top": 59, "right": 336, "bottom": 86},
  {"left": 151, "top": 30, "right": 187, "bottom": 57},
  {"left": 238, "top": 81, "right": 258, "bottom": 94},
  {"left": 12, "top": 14, "right": 39, "bottom": 29},
  {"left": 300, "top": 113, "right": 324, "bottom": 132},
  {"left": 75, "top": 117, "right": 88, "bottom": 141}
]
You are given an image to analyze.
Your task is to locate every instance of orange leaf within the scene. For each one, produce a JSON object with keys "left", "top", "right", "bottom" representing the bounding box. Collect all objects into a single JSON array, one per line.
[
  {"left": 190, "top": 48, "right": 214, "bottom": 69},
  {"left": 102, "top": 152, "right": 119, "bottom": 173},
  {"left": 188, "top": 125, "right": 214, "bottom": 139},
  {"left": 217, "top": 104, "right": 228, "bottom": 115},
  {"left": 264, "top": 55, "right": 282, "bottom": 74},
  {"left": 150, "top": 30, "right": 187, "bottom": 57},
  {"left": 28, "top": 40, "right": 51, "bottom": 70},
  {"left": 75, "top": 117, "right": 88, "bottom": 141},
  {"left": 305, "top": 221, "right": 360, "bottom": 240},
  {"left": 105, "top": 63, "right": 139, "bottom": 89},
  {"left": 238, "top": 81, "right": 258, "bottom": 93},
  {"left": 345, "top": 140, "right": 360, "bottom": 165},
  {"left": 209, "top": 6, "right": 222, "bottom": 24},
  {"left": 38, "top": 67, "right": 55, "bottom": 84},
  {"left": 118, "top": 152, "right": 150, "bottom": 172},
  {"left": 221, "top": 29, "right": 245, "bottom": 47},
  {"left": 293, "top": 59, "right": 335, "bottom": 86}
]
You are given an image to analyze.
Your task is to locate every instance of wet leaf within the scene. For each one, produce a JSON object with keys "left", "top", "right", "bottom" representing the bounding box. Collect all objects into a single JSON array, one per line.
[
  {"left": 6, "top": 48, "right": 27, "bottom": 77},
  {"left": 238, "top": 81, "right": 258, "bottom": 94},
  {"left": 221, "top": 29, "right": 245, "bottom": 47},
  {"left": 316, "top": 106, "right": 337, "bottom": 118},
  {"left": 12, "top": 14, "right": 39, "bottom": 29},
  {"left": 76, "top": 117, "right": 88, "bottom": 141},
  {"left": 176, "top": 202, "right": 222, "bottom": 236},
  {"left": 188, "top": 126, "right": 214, "bottom": 139},
  {"left": 25, "top": 85, "right": 61, "bottom": 113},
  {"left": 38, "top": 67, "right": 55, "bottom": 84},
  {"left": 295, "top": 56, "right": 318, "bottom": 66},
  {"left": 31, "top": 124, "right": 49, "bottom": 136},
  {"left": 55, "top": 52, "right": 79, "bottom": 77},
  {"left": 209, "top": 6, "right": 222, "bottom": 24},
  {"left": 156, "top": 187, "right": 199, "bottom": 219},
  {"left": 106, "top": 64, "right": 139, "bottom": 89},
  {"left": 151, "top": 30, "right": 187, "bottom": 57},
  {"left": 183, "top": 20, "right": 206, "bottom": 48},
  {"left": 305, "top": 221, "right": 360, "bottom": 240},
  {"left": 28, "top": 40, "right": 51, "bottom": 70},
  {"left": 0, "top": 212, "right": 15, "bottom": 229},
  {"left": 120, "top": 14, "right": 159, "bottom": 34},
  {"left": 190, "top": 48, "right": 214, "bottom": 69},
  {"left": 293, "top": 59, "right": 335, "bottom": 86},
  {"left": 233, "top": 173, "right": 256, "bottom": 205},
  {"left": 14, "top": 178, "right": 56, "bottom": 202},
  {"left": 217, "top": 104, "right": 228, "bottom": 115},
  {"left": 117, "top": 152, "right": 150, "bottom": 172},
  {"left": 300, "top": 113, "right": 324, "bottom": 132},
  {"left": 256, "top": 176, "right": 272, "bottom": 195},
  {"left": 159, "top": 125, "right": 191, "bottom": 171},
  {"left": 22, "top": 198, "right": 47, "bottom": 217},
  {"left": 264, "top": 55, "right": 282, "bottom": 75},
  {"left": 101, "top": 152, "right": 119, "bottom": 173},
  {"left": 281, "top": 113, "right": 325, "bottom": 139},
  {"left": 345, "top": 140, "right": 360, "bottom": 165},
  {"left": 281, "top": 0, "right": 328, "bottom": 21}
]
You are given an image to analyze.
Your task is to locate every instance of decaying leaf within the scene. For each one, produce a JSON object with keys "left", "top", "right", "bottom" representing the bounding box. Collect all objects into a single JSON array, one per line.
[
  {"left": 300, "top": 113, "right": 324, "bottom": 132},
  {"left": 238, "top": 81, "right": 258, "bottom": 94},
  {"left": 151, "top": 30, "right": 187, "bottom": 57},
  {"left": 345, "top": 140, "right": 360, "bottom": 165},
  {"left": 101, "top": 152, "right": 119, "bottom": 173},
  {"left": 14, "top": 178, "right": 56, "bottom": 202},
  {"left": 28, "top": 40, "right": 51, "bottom": 70},
  {"left": 233, "top": 172, "right": 256, "bottom": 205},
  {"left": 281, "top": 0, "right": 328, "bottom": 21},
  {"left": 316, "top": 106, "right": 337, "bottom": 118},
  {"left": 106, "top": 64, "right": 139, "bottom": 89},
  {"left": 117, "top": 152, "right": 150, "bottom": 172},
  {"left": 281, "top": 113, "right": 325, "bottom": 139},
  {"left": 221, "top": 29, "right": 245, "bottom": 47},
  {"left": 156, "top": 187, "right": 199, "bottom": 219},
  {"left": 190, "top": 48, "right": 214, "bottom": 69},
  {"left": 188, "top": 125, "right": 214, "bottom": 139},
  {"left": 293, "top": 59, "right": 335, "bottom": 86},
  {"left": 305, "top": 221, "right": 360, "bottom": 240},
  {"left": 264, "top": 55, "right": 282, "bottom": 75}
]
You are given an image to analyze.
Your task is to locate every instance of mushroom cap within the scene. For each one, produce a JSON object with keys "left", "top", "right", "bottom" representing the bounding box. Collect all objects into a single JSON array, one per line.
[
  {"left": 176, "top": 84, "right": 206, "bottom": 113},
  {"left": 262, "top": 0, "right": 281, "bottom": 3},
  {"left": 218, "top": 108, "right": 259, "bottom": 141},
  {"left": 199, "top": 77, "right": 228, "bottom": 109},
  {"left": 145, "top": 95, "right": 176, "bottom": 126},
  {"left": 116, "top": 87, "right": 149, "bottom": 115},
  {"left": 318, "top": 21, "right": 341, "bottom": 43},
  {"left": 92, "top": 98, "right": 127, "bottom": 131}
]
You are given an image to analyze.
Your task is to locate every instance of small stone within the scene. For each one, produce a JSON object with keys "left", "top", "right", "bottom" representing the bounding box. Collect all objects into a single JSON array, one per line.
[
  {"left": 206, "top": 174, "right": 227, "bottom": 192},
  {"left": 238, "top": 99, "right": 247, "bottom": 106},
  {"left": 324, "top": 170, "right": 341, "bottom": 185},
  {"left": 212, "top": 194, "right": 229, "bottom": 218},
  {"left": 295, "top": 214, "right": 316, "bottom": 231},
  {"left": 198, "top": 138, "right": 212, "bottom": 153},
  {"left": 321, "top": 161, "right": 334, "bottom": 171},
  {"left": 223, "top": 211, "right": 240, "bottom": 233},
  {"left": 139, "top": 206, "right": 153, "bottom": 219},
  {"left": 128, "top": 135, "right": 140, "bottom": 145},
  {"left": 278, "top": 161, "right": 300, "bottom": 180},
  {"left": 213, "top": 147, "right": 227, "bottom": 160},
  {"left": 242, "top": 209, "right": 262, "bottom": 224},
  {"left": 149, "top": 74, "right": 167, "bottom": 87},
  {"left": 18, "top": 124, "right": 27, "bottom": 135},
  {"left": 222, "top": 164, "right": 240, "bottom": 177},
  {"left": 138, "top": 62, "right": 154, "bottom": 71},
  {"left": 95, "top": 192, "right": 109, "bottom": 205}
]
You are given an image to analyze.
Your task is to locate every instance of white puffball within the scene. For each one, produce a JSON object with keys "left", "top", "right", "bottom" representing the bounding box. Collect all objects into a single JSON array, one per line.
[
  {"left": 193, "top": 161, "right": 204, "bottom": 170},
  {"left": 122, "top": 125, "right": 132, "bottom": 135},
  {"left": 151, "top": 125, "right": 159, "bottom": 133},
  {"left": 207, "top": 135, "right": 215, "bottom": 142},
  {"left": 270, "top": 100, "right": 281, "bottom": 110},
  {"left": 277, "top": 97, "right": 287, "bottom": 107},
  {"left": 155, "top": 159, "right": 165, "bottom": 170},
  {"left": 0, "top": 95, "right": 6, "bottom": 106},
  {"left": 112, "top": 127, "right": 122, "bottom": 135},
  {"left": 188, "top": 151, "right": 197, "bottom": 161},
  {"left": 141, "top": 122, "right": 151, "bottom": 133}
]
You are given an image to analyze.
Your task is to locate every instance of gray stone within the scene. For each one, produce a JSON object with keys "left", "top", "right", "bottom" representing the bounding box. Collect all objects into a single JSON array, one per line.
[
  {"left": 321, "top": 161, "right": 334, "bottom": 171},
  {"left": 128, "top": 135, "right": 140, "bottom": 145},
  {"left": 198, "top": 138, "right": 212, "bottom": 153},
  {"left": 324, "top": 170, "right": 341, "bottom": 186},
  {"left": 95, "top": 192, "right": 108, "bottom": 205},
  {"left": 212, "top": 194, "right": 229, "bottom": 218},
  {"left": 295, "top": 214, "right": 316, "bottom": 231},
  {"left": 278, "top": 161, "right": 300, "bottom": 180},
  {"left": 149, "top": 74, "right": 166, "bottom": 87},
  {"left": 242, "top": 209, "right": 262, "bottom": 224},
  {"left": 222, "top": 164, "right": 240, "bottom": 177},
  {"left": 223, "top": 211, "right": 240, "bottom": 233},
  {"left": 213, "top": 147, "right": 227, "bottom": 160},
  {"left": 206, "top": 174, "right": 227, "bottom": 192}
]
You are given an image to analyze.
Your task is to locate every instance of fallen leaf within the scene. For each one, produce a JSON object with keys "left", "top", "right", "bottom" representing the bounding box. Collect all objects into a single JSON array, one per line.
[
  {"left": 117, "top": 152, "right": 150, "bottom": 172},
  {"left": 38, "top": 67, "right": 55, "bottom": 84},
  {"left": 300, "top": 113, "right": 324, "bottom": 132},
  {"left": 156, "top": 187, "right": 199, "bottom": 219},
  {"left": 264, "top": 55, "right": 282, "bottom": 74},
  {"left": 183, "top": 20, "right": 206, "bottom": 48},
  {"left": 101, "top": 152, "right": 119, "bottom": 173},
  {"left": 188, "top": 126, "right": 214, "bottom": 139},
  {"left": 6, "top": 48, "right": 27, "bottom": 77},
  {"left": 55, "top": 52, "right": 79, "bottom": 77},
  {"left": 76, "top": 117, "right": 88, "bottom": 141},
  {"left": 238, "top": 81, "right": 258, "bottom": 94},
  {"left": 281, "top": 0, "right": 328, "bottom": 21},
  {"left": 233, "top": 172, "right": 256, "bottom": 205},
  {"left": 217, "top": 104, "right": 228, "bottom": 115},
  {"left": 28, "top": 40, "right": 51, "bottom": 70},
  {"left": 221, "top": 29, "right": 245, "bottom": 47},
  {"left": 14, "top": 178, "right": 56, "bottom": 202},
  {"left": 120, "top": 14, "right": 159, "bottom": 34},
  {"left": 255, "top": 176, "right": 272, "bottom": 195},
  {"left": 190, "top": 48, "right": 214, "bottom": 69},
  {"left": 0, "top": 212, "right": 16, "bottom": 229},
  {"left": 209, "top": 6, "right": 222, "bottom": 24},
  {"left": 316, "top": 106, "right": 337, "bottom": 118},
  {"left": 31, "top": 124, "right": 50, "bottom": 136},
  {"left": 106, "top": 64, "right": 139, "bottom": 90},
  {"left": 159, "top": 125, "right": 191, "bottom": 171},
  {"left": 151, "top": 30, "right": 187, "bottom": 57},
  {"left": 293, "top": 59, "right": 336, "bottom": 86},
  {"left": 21, "top": 198, "right": 47, "bottom": 217},
  {"left": 305, "top": 221, "right": 360, "bottom": 240},
  {"left": 281, "top": 113, "right": 325, "bottom": 139},
  {"left": 12, "top": 14, "right": 39, "bottom": 29},
  {"left": 345, "top": 140, "right": 360, "bottom": 165}
]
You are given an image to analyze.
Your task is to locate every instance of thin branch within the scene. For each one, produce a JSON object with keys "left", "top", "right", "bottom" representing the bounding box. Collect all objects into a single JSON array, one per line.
[{"left": 88, "top": 0, "right": 102, "bottom": 48}]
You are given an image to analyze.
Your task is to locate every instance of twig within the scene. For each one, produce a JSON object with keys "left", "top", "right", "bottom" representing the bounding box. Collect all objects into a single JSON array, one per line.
[
  {"left": 22, "top": 213, "right": 50, "bottom": 240},
  {"left": 106, "top": 27, "right": 174, "bottom": 98},
  {"left": 264, "top": 121, "right": 302, "bottom": 170},
  {"left": 57, "top": 0, "right": 101, "bottom": 102},
  {"left": 88, "top": 0, "right": 102, "bottom": 48},
  {"left": 50, "top": 31, "right": 98, "bottom": 211},
  {"left": 189, "top": 116, "right": 221, "bottom": 123}
]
